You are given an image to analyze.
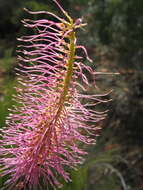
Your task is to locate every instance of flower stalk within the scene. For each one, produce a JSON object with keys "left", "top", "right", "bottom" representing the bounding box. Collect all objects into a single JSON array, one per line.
[{"left": 0, "top": 1, "right": 108, "bottom": 190}]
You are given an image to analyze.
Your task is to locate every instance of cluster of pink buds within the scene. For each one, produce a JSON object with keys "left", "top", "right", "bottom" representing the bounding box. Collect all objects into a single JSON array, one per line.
[{"left": 0, "top": 0, "right": 108, "bottom": 189}]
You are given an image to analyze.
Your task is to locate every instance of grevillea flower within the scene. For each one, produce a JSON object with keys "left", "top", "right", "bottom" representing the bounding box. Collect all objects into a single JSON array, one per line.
[{"left": 0, "top": 1, "right": 108, "bottom": 189}]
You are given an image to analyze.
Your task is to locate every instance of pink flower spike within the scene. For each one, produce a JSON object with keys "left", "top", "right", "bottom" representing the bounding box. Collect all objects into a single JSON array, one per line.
[{"left": 0, "top": 1, "right": 108, "bottom": 189}]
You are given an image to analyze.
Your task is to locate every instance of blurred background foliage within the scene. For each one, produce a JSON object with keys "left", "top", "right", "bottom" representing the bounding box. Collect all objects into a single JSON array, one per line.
[{"left": 0, "top": 0, "right": 143, "bottom": 189}]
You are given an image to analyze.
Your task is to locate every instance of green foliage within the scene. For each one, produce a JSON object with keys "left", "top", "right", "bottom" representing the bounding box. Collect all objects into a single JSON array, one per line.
[
  {"left": 0, "top": 76, "right": 16, "bottom": 127},
  {"left": 24, "top": 1, "right": 52, "bottom": 11},
  {"left": 0, "top": 47, "right": 17, "bottom": 127}
]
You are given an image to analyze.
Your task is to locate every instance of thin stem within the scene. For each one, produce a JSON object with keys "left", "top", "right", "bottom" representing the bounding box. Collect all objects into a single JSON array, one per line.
[{"left": 55, "top": 29, "right": 75, "bottom": 119}]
